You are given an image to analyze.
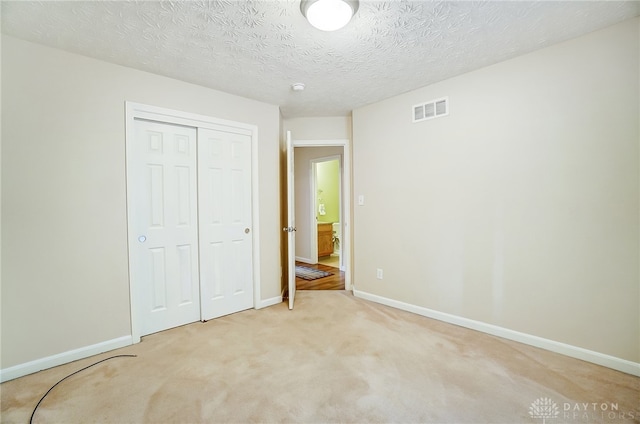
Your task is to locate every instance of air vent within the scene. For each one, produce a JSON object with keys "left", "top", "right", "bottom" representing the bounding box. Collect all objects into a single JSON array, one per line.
[
  {"left": 412, "top": 97, "right": 449, "bottom": 123},
  {"left": 425, "top": 102, "right": 435, "bottom": 119},
  {"left": 414, "top": 104, "right": 424, "bottom": 121}
]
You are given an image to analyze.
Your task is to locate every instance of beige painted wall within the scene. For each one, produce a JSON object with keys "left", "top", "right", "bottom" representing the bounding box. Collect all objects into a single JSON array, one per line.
[
  {"left": 1, "top": 36, "right": 281, "bottom": 369},
  {"left": 284, "top": 116, "right": 352, "bottom": 141},
  {"left": 353, "top": 18, "right": 639, "bottom": 362}
]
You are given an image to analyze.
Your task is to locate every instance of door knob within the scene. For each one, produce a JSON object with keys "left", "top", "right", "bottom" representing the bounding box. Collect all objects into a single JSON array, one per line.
[
  {"left": 138, "top": 235, "right": 147, "bottom": 243},
  {"left": 245, "top": 228, "right": 250, "bottom": 234}
]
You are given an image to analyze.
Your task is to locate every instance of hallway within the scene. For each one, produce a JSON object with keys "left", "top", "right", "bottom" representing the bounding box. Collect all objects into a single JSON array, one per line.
[{"left": 295, "top": 261, "right": 345, "bottom": 290}]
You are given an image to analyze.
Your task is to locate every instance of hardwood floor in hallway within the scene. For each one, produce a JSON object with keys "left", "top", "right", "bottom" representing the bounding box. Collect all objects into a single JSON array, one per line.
[{"left": 295, "top": 261, "right": 345, "bottom": 290}]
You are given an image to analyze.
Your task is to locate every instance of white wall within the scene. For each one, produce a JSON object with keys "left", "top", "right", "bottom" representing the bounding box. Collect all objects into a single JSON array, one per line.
[
  {"left": 1, "top": 36, "right": 281, "bottom": 372},
  {"left": 353, "top": 18, "right": 639, "bottom": 364}
]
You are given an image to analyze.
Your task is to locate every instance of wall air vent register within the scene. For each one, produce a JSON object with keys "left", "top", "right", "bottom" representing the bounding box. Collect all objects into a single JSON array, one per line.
[{"left": 413, "top": 97, "right": 449, "bottom": 123}]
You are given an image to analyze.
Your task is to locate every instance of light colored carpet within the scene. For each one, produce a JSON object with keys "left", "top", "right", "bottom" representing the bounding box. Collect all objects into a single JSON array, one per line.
[{"left": 2, "top": 291, "right": 638, "bottom": 423}]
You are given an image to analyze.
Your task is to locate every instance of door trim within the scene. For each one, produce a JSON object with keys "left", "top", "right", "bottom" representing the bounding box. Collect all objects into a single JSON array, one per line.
[
  {"left": 125, "top": 102, "right": 261, "bottom": 343},
  {"left": 292, "top": 139, "right": 352, "bottom": 291}
]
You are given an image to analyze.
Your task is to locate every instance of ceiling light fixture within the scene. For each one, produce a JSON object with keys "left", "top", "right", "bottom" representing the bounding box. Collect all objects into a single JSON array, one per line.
[{"left": 300, "top": 0, "right": 359, "bottom": 32}]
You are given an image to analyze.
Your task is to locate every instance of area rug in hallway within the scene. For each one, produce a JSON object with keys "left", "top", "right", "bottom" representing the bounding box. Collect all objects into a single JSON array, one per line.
[{"left": 295, "top": 265, "right": 332, "bottom": 280}]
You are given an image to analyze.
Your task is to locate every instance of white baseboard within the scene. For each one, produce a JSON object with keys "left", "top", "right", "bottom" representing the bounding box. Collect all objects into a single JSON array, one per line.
[
  {"left": 256, "top": 294, "right": 283, "bottom": 309},
  {"left": 353, "top": 290, "right": 640, "bottom": 377},
  {"left": 1, "top": 296, "right": 284, "bottom": 382},
  {"left": 0, "top": 335, "right": 133, "bottom": 383},
  {"left": 295, "top": 256, "right": 314, "bottom": 264}
]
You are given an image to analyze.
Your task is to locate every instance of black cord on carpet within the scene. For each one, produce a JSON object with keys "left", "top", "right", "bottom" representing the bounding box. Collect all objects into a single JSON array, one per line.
[{"left": 29, "top": 354, "right": 137, "bottom": 424}]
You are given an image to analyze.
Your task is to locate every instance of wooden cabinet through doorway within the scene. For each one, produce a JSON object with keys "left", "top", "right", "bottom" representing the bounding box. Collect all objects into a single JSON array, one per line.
[{"left": 318, "top": 223, "right": 333, "bottom": 257}]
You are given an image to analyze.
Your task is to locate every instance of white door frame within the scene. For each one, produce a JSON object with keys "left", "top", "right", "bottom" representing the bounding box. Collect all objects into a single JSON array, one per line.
[
  {"left": 125, "top": 102, "right": 261, "bottom": 343},
  {"left": 292, "top": 139, "right": 352, "bottom": 291},
  {"left": 310, "top": 155, "right": 343, "bottom": 268}
]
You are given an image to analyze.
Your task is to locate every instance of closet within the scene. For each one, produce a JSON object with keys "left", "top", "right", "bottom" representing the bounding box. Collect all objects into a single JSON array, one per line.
[{"left": 126, "top": 104, "right": 255, "bottom": 338}]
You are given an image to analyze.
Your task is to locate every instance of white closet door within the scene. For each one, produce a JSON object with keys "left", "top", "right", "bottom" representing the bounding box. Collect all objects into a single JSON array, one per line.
[
  {"left": 198, "top": 128, "right": 254, "bottom": 320},
  {"left": 130, "top": 119, "right": 201, "bottom": 336}
]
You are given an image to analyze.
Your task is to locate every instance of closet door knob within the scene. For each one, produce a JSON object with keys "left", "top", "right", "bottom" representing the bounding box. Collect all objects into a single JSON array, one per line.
[{"left": 245, "top": 228, "right": 250, "bottom": 234}]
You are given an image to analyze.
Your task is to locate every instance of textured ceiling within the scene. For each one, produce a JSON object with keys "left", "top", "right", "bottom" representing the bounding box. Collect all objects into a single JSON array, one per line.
[{"left": 2, "top": 1, "right": 638, "bottom": 118}]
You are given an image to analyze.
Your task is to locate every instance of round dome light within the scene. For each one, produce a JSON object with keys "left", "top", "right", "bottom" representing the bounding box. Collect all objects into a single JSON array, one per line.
[{"left": 301, "top": 0, "right": 358, "bottom": 32}]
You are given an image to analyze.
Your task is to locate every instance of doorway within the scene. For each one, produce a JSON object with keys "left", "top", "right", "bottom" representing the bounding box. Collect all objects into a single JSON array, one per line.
[
  {"left": 290, "top": 141, "right": 350, "bottom": 294},
  {"left": 312, "top": 156, "right": 342, "bottom": 270}
]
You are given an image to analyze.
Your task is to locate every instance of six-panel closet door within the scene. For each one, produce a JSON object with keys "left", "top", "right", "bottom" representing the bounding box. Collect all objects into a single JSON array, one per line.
[
  {"left": 198, "top": 128, "right": 253, "bottom": 321},
  {"left": 130, "top": 119, "right": 201, "bottom": 336}
]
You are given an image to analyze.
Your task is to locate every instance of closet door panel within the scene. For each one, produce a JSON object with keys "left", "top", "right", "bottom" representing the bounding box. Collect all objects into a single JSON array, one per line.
[
  {"left": 129, "top": 120, "right": 200, "bottom": 336},
  {"left": 198, "top": 128, "right": 254, "bottom": 320}
]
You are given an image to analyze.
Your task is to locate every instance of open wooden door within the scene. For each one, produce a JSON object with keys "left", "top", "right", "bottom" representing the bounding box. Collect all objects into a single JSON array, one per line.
[{"left": 285, "top": 131, "right": 296, "bottom": 309}]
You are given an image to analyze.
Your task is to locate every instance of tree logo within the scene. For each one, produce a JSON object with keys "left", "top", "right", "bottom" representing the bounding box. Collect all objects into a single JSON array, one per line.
[{"left": 529, "top": 397, "right": 560, "bottom": 423}]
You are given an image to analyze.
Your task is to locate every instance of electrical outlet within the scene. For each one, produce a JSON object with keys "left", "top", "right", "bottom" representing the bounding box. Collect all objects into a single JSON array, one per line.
[{"left": 376, "top": 268, "right": 383, "bottom": 280}]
